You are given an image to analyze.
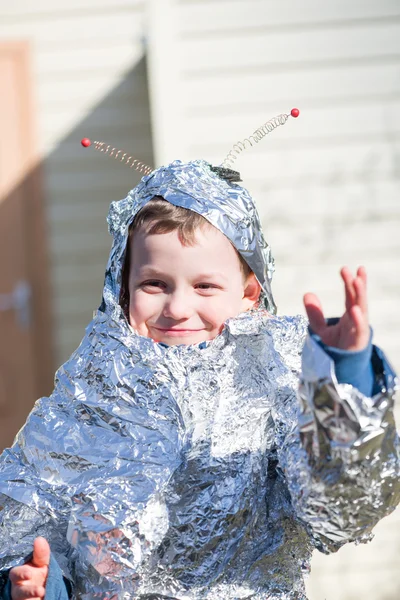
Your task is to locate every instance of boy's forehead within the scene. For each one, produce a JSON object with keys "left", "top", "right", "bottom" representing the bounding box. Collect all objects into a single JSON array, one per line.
[{"left": 131, "top": 226, "right": 242, "bottom": 269}]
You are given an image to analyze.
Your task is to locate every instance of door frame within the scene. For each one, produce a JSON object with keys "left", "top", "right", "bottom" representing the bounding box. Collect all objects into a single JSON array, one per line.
[{"left": 0, "top": 41, "right": 54, "bottom": 448}]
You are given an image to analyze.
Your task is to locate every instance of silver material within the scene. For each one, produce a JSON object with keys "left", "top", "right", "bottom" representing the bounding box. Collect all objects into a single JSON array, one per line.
[{"left": 0, "top": 161, "right": 398, "bottom": 599}]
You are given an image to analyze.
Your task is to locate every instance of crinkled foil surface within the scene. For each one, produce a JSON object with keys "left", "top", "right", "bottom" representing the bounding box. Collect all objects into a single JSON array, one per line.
[{"left": 0, "top": 161, "right": 399, "bottom": 599}]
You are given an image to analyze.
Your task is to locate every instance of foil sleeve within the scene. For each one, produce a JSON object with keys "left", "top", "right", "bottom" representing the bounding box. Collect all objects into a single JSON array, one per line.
[
  {"left": 0, "top": 317, "right": 186, "bottom": 599},
  {"left": 279, "top": 334, "right": 399, "bottom": 554},
  {"left": 0, "top": 428, "right": 75, "bottom": 590}
]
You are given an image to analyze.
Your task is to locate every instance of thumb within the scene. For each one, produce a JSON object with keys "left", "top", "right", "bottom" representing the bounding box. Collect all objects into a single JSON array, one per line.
[
  {"left": 31, "top": 537, "right": 50, "bottom": 568},
  {"left": 303, "top": 292, "right": 326, "bottom": 334}
]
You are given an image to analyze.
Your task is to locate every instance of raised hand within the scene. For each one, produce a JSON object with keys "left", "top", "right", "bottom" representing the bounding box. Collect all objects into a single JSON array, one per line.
[
  {"left": 10, "top": 537, "right": 50, "bottom": 600},
  {"left": 303, "top": 266, "right": 370, "bottom": 351}
]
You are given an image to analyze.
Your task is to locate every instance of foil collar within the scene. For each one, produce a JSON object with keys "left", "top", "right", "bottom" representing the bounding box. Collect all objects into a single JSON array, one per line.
[{"left": 0, "top": 306, "right": 398, "bottom": 599}]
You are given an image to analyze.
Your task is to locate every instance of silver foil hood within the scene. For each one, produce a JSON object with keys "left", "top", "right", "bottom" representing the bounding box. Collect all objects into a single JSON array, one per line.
[{"left": 105, "top": 159, "right": 276, "bottom": 316}]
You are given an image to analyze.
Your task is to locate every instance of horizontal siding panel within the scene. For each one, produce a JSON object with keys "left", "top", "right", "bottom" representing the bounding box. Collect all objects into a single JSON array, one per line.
[
  {"left": 42, "top": 130, "right": 153, "bottom": 158},
  {"left": 45, "top": 179, "right": 135, "bottom": 200},
  {"left": 273, "top": 261, "right": 400, "bottom": 296},
  {"left": 37, "top": 74, "right": 148, "bottom": 113},
  {"left": 177, "top": 0, "right": 400, "bottom": 33},
  {"left": 268, "top": 220, "right": 400, "bottom": 259},
  {"left": 33, "top": 65, "right": 144, "bottom": 87},
  {"left": 54, "top": 299, "right": 104, "bottom": 328},
  {"left": 41, "top": 103, "right": 150, "bottom": 133},
  {"left": 52, "top": 262, "right": 110, "bottom": 288},
  {"left": 273, "top": 263, "right": 400, "bottom": 297},
  {"left": 57, "top": 320, "right": 96, "bottom": 351},
  {"left": 53, "top": 284, "right": 105, "bottom": 312},
  {"left": 45, "top": 143, "right": 153, "bottom": 172},
  {"left": 179, "top": 23, "right": 400, "bottom": 73},
  {"left": 0, "top": 12, "right": 143, "bottom": 43},
  {"left": 41, "top": 119, "right": 152, "bottom": 155},
  {"left": 56, "top": 327, "right": 96, "bottom": 365},
  {"left": 53, "top": 287, "right": 107, "bottom": 316},
  {"left": 184, "top": 63, "right": 400, "bottom": 111},
  {"left": 185, "top": 102, "right": 400, "bottom": 146},
  {"left": 49, "top": 210, "right": 111, "bottom": 238},
  {"left": 45, "top": 166, "right": 149, "bottom": 195},
  {"left": 48, "top": 204, "right": 112, "bottom": 234},
  {"left": 38, "top": 70, "right": 146, "bottom": 99},
  {"left": 49, "top": 245, "right": 112, "bottom": 270},
  {"left": 249, "top": 180, "right": 400, "bottom": 220},
  {"left": 48, "top": 195, "right": 118, "bottom": 222},
  {"left": 53, "top": 280, "right": 106, "bottom": 311},
  {"left": 50, "top": 229, "right": 111, "bottom": 257},
  {"left": 185, "top": 145, "right": 400, "bottom": 189},
  {"left": 34, "top": 43, "right": 144, "bottom": 76},
  {"left": 0, "top": 1, "right": 142, "bottom": 18},
  {"left": 192, "top": 131, "right": 400, "bottom": 154}
]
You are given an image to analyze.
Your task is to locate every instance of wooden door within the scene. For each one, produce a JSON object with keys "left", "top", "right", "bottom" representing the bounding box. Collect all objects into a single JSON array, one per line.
[{"left": 0, "top": 42, "right": 53, "bottom": 451}]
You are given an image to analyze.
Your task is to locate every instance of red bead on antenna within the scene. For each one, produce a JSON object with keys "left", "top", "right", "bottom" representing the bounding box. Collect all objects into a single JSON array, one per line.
[
  {"left": 78, "top": 138, "right": 153, "bottom": 174},
  {"left": 290, "top": 108, "right": 300, "bottom": 118}
]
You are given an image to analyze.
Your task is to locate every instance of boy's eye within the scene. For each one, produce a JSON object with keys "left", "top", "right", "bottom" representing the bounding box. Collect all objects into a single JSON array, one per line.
[
  {"left": 141, "top": 280, "right": 165, "bottom": 290},
  {"left": 195, "top": 283, "right": 218, "bottom": 291}
]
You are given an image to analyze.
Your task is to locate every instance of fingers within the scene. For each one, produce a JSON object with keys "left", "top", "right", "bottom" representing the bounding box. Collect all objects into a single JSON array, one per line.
[
  {"left": 9, "top": 567, "right": 46, "bottom": 599},
  {"left": 31, "top": 537, "right": 50, "bottom": 569},
  {"left": 9, "top": 566, "right": 45, "bottom": 586},
  {"left": 340, "top": 266, "right": 356, "bottom": 312},
  {"left": 11, "top": 583, "right": 45, "bottom": 599},
  {"left": 348, "top": 305, "right": 371, "bottom": 349},
  {"left": 9, "top": 566, "right": 32, "bottom": 584},
  {"left": 357, "top": 265, "right": 367, "bottom": 286},
  {"left": 341, "top": 266, "right": 368, "bottom": 316},
  {"left": 348, "top": 304, "right": 364, "bottom": 329},
  {"left": 303, "top": 292, "right": 326, "bottom": 334},
  {"left": 354, "top": 272, "right": 368, "bottom": 316},
  {"left": 9, "top": 538, "right": 50, "bottom": 600}
]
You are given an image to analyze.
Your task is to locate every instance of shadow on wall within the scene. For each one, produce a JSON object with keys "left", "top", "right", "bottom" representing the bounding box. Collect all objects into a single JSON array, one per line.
[{"left": 0, "top": 55, "right": 154, "bottom": 450}]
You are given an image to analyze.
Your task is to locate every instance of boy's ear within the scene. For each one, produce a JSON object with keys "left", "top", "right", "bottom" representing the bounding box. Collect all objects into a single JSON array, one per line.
[{"left": 242, "top": 273, "right": 262, "bottom": 310}]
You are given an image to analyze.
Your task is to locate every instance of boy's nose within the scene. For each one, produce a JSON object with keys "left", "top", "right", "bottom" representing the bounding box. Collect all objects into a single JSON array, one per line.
[{"left": 162, "top": 291, "right": 193, "bottom": 321}]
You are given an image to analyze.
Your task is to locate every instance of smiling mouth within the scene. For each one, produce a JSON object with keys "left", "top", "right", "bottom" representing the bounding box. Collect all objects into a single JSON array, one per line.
[{"left": 152, "top": 327, "right": 204, "bottom": 336}]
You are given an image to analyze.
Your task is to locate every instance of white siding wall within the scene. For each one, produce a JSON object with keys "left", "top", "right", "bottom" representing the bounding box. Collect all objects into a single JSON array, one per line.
[
  {"left": 0, "top": 0, "right": 153, "bottom": 363},
  {"left": 147, "top": 1, "right": 400, "bottom": 598}
]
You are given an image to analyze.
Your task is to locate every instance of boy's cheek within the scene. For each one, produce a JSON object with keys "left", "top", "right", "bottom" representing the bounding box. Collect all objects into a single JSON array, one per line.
[
  {"left": 129, "top": 299, "right": 150, "bottom": 331},
  {"left": 131, "top": 292, "right": 157, "bottom": 316},
  {"left": 203, "top": 298, "right": 239, "bottom": 329}
]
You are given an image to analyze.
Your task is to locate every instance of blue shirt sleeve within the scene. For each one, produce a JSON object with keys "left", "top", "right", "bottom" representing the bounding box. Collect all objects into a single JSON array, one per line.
[
  {"left": 309, "top": 320, "right": 377, "bottom": 397},
  {"left": 1, "top": 555, "right": 70, "bottom": 600}
]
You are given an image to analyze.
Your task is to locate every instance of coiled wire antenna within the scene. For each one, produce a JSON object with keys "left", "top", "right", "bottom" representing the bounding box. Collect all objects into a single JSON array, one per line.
[
  {"left": 221, "top": 108, "right": 299, "bottom": 169},
  {"left": 81, "top": 107, "right": 299, "bottom": 176},
  {"left": 81, "top": 138, "right": 153, "bottom": 176}
]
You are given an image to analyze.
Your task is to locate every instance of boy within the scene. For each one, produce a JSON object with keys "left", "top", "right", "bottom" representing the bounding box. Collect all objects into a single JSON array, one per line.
[{"left": 0, "top": 160, "right": 398, "bottom": 600}]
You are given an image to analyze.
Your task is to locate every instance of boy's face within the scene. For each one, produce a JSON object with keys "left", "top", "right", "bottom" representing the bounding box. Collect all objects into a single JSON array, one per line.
[{"left": 128, "top": 225, "right": 260, "bottom": 345}]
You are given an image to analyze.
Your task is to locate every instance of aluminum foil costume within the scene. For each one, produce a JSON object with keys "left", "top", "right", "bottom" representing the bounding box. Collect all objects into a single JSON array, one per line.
[{"left": 0, "top": 160, "right": 399, "bottom": 600}]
